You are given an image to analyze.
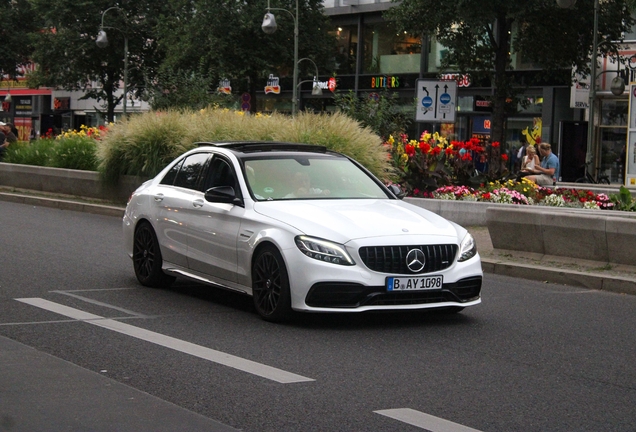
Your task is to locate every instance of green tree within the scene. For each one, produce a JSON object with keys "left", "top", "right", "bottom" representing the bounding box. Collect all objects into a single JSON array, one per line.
[
  {"left": 28, "top": 0, "right": 163, "bottom": 122},
  {"left": 152, "top": 0, "right": 336, "bottom": 111},
  {"left": 386, "top": 0, "right": 634, "bottom": 176},
  {"left": 0, "top": 0, "right": 39, "bottom": 80},
  {"left": 334, "top": 90, "right": 412, "bottom": 140}
]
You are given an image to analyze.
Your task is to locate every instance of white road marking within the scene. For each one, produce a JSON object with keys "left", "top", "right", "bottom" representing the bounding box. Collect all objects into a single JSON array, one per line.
[
  {"left": 16, "top": 298, "right": 314, "bottom": 384},
  {"left": 375, "top": 408, "right": 482, "bottom": 432},
  {"left": 52, "top": 290, "right": 148, "bottom": 317}
]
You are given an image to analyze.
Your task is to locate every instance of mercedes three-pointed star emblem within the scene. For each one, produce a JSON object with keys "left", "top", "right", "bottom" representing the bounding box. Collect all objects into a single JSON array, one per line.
[{"left": 406, "top": 248, "right": 426, "bottom": 273}]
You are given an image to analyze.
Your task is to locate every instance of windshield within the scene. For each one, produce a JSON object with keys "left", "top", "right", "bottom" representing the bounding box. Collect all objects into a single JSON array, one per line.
[{"left": 243, "top": 155, "right": 389, "bottom": 201}]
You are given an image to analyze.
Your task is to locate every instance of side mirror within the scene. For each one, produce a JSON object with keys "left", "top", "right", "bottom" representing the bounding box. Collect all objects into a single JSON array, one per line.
[
  {"left": 204, "top": 186, "right": 243, "bottom": 206},
  {"left": 387, "top": 184, "right": 406, "bottom": 200}
]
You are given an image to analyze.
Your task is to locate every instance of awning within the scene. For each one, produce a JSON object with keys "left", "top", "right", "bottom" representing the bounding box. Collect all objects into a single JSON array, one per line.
[{"left": 0, "top": 89, "right": 52, "bottom": 96}]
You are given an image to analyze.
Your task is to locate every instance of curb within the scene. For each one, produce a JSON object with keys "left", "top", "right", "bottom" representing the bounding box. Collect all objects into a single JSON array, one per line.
[
  {"left": 0, "top": 192, "right": 125, "bottom": 218},
  {"left": 481, "top": 258, "right": 636, "bottom": 296},
  {"left": 2, "top": 191, "right": 635, "bottom": 296}
]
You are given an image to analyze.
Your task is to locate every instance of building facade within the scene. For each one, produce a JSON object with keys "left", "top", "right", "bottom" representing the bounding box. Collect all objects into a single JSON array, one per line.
[{"left": 314, "top": 0, "right": 636, "bottom": 183}]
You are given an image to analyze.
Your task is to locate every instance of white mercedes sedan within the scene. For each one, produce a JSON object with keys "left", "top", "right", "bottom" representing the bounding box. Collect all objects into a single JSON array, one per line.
[{"left": 123, "top": 142, "right": 482, "bottom": 322}]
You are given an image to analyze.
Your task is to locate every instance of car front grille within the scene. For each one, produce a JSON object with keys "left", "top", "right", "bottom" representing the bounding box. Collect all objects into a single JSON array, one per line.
[{"left": 358, "top": 244, "right": 458, "bottom": 275}]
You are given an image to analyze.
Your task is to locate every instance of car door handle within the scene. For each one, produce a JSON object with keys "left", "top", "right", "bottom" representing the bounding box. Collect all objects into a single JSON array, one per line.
[
  {"left": 153, "top": 193, "right": 164, "bottom": 202},
  {"left": 193, "top": 199, "right": 204, "bottom": 208}
]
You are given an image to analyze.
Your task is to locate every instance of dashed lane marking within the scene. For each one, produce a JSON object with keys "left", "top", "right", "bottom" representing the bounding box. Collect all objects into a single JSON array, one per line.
[
  {"left": 374, "top": 408, "right": 482, "bottom": 432},
  {"left": 16, "top": 297, "right": 314, "bottom": 384}
]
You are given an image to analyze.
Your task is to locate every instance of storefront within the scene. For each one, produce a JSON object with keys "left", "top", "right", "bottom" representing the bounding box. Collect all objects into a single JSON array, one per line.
[{"left": 1, "top": 68, "right": 53, "bottom": 140}]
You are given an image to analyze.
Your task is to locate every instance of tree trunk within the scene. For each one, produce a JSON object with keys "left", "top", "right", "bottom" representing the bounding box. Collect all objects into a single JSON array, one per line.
[{"left": 489, "top": 15, "right": 512, "bottom": 178}]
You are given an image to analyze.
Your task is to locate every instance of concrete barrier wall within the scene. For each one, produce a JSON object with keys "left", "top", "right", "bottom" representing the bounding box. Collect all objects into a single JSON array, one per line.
[
  {"left": 0, "top": 163, "right": 146, "bottom": 203},
  {"left": 486, "top": 206, "right": 636, "bottom": 265}
]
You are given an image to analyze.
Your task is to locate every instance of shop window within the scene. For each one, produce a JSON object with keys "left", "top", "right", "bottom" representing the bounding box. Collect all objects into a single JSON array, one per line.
[
  {"left": 362, "top": 22, "right": 421, "bottom": 74},
  {"left": 599, "top": 100, "right": 628, "bottom": 182},
  {"left": 601, "top": 99, "right": 628, "bottom": 126},
  {"left": 329, "top": 25, "right": 358, "bottom": 75},
  {"left": 599, "top": 127, "right": 627, "bottom": 182}
]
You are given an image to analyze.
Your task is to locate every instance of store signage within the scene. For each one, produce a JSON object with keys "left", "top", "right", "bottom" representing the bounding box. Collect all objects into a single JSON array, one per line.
[
  {"left": 218, "top": 79, "right": 232, "bottom": 95},
  {"left": 15, "top": 97, "right": 32, "bottom": 116},
  {"left": 264, "top": 74, "right": 281, "bottom": 94},
  {"left": 474, "top": 96, "right": 492, "bottom": 112},
  {"left": 472, "top": 116, "right": 492, "bottom": 139},
  {"left": 371, "top": 76, "right": 400, "bottom": 89},
  {"left": 53, "top": 97, "right": 70, "bottom": 111},
  {"left": 328, "top": 77, "right": 337, "bottom": 92},
  {"left": 440, "top": 73, "right": 471, "bottom": 87},
  {"left": 312, "top": 77, "right": 337, "bottom": 92}
]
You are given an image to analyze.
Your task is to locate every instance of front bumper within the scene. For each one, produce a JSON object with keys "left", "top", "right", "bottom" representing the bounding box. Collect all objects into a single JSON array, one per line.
[
  {"left": 305, "top": 276, "right": 481, "bottom": 308},
  {"left": 285, "top": 243, "right": 483, "bottom": 312}
]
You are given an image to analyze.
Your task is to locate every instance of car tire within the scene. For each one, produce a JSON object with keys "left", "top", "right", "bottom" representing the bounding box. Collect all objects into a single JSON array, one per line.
[
  {"left": 252, "top": 245, "right": 292, "bottom": 322},
  {"left": 133, "top": 222, "right": 175, "bottom": 288}
]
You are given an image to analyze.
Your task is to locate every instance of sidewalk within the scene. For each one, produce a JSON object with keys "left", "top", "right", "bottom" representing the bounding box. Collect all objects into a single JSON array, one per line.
[{"left": 1, "top": 187, "right": 635, "bottom": 296}]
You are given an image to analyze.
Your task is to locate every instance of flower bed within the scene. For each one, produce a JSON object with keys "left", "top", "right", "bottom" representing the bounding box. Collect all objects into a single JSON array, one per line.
[{"left": 402, "top": 178, "right": 636, "bottom": 211}]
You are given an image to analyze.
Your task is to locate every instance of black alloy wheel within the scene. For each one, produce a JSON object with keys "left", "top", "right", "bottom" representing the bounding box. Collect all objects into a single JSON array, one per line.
[
  {"left": 252, "top": 245, "right": 292, "bottom": 322},
  {"left": 133, "top": 222, "right": 175, "bottom": 288}
]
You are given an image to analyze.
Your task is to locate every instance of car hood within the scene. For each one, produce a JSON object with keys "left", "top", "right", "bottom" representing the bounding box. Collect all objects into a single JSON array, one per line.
[{"left": 253, "top": 199, "right": 460, "bottom": 244}]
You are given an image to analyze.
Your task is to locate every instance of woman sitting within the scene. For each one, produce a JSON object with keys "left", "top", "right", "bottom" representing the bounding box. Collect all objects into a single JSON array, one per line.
[{"left": 516, "top": 145, "right": 540, "bottom": 181}]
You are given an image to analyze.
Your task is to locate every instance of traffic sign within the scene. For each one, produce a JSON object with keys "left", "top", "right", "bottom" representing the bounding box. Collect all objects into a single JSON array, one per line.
[{"left": 415, "top": 79, "right": 457, "bottom": 123}]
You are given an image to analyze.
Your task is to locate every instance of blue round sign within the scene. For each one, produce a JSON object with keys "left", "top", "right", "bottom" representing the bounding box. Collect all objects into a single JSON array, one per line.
[
  {"left": 421, "top": 96, "right": 433, "bottom": 108},
  {"left": 440, "top": 93, "right": 451, "bottom": 104}
]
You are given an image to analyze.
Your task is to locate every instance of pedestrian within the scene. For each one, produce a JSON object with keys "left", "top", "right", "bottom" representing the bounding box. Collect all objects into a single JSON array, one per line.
[
  {"left": 0, "top": 128, "right": 9, "bottom": 162},
  {"left": 515, "top": 135, "right": 528, "bottom": 172},
  {"left": 527, "top": 143, "right": 559, "bottom": 186},
  {"left": 0, "top": 122, "right": 17, "bottom": 143}
]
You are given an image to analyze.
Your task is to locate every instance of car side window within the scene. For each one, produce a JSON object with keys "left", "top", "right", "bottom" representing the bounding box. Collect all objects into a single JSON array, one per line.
[
  {"left": 203, "top": 157, "right": 239, "bottom": 194},
  {"left": 160, "top": 159, "right": 184, "bottom": 186},
  {"left": 172, "top": 153, "right": 210, "bottom": 190}
]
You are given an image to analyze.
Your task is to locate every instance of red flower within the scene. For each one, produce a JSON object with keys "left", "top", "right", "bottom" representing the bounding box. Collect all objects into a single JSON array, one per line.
[
  {"left": 445, "top": 147, "right": 454, "bottom": 156},
  {"left": 481, "top": 192, "right": 491, "bottom": 200},
  {"left": 405, "top": 144, "right": 416, "bottom": 156},
  {"left": 431, "top": 146, "right": 442, "bottom": 156},
  {"left": 491, "top": 141, "right": 500, "bottom": 148},
  {"left": 461, "top": 153, "right": 472, "bottom": 161},
  {"left": 419, "top": 142, "right": 431, "bottom": 153},
  {"left": 501, "top": 153, "right": 508, "bottom": 161}
]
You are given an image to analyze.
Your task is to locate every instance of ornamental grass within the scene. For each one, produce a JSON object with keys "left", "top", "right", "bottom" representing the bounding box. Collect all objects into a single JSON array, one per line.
[{"left": 98, "top": 108, "right": 395, "bottom": 185}]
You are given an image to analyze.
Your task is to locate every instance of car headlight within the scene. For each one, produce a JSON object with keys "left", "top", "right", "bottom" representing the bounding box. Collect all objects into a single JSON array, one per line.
[
  {"left": 295, "top": 236, "right": 355, "bottom": 266},
  {"left": 457, "top": 233, "right": 477, "bottom": 262}
]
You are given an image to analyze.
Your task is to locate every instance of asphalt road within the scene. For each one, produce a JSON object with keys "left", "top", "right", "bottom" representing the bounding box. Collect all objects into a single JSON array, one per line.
[{"left": 1, "top": 201, "right": 635, "bottom": 432}]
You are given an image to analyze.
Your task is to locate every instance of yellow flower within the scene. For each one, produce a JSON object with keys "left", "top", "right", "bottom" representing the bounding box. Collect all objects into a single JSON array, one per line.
[{"left": 400, "top": 153, "right": 408, "bottom": 164}]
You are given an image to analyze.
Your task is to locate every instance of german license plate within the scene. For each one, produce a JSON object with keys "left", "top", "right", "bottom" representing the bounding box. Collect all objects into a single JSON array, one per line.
[{"left": 386, "top": 275, "right": 443, "bottom": 291}]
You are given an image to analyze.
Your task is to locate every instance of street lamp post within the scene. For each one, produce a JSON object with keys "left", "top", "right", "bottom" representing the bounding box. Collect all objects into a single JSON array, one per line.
[
  {"left": 262, "top": 0, "right": 300, "bottom": 115},
  {"left": 96, "top": 6, "right": 128, "bottom": 117}
]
